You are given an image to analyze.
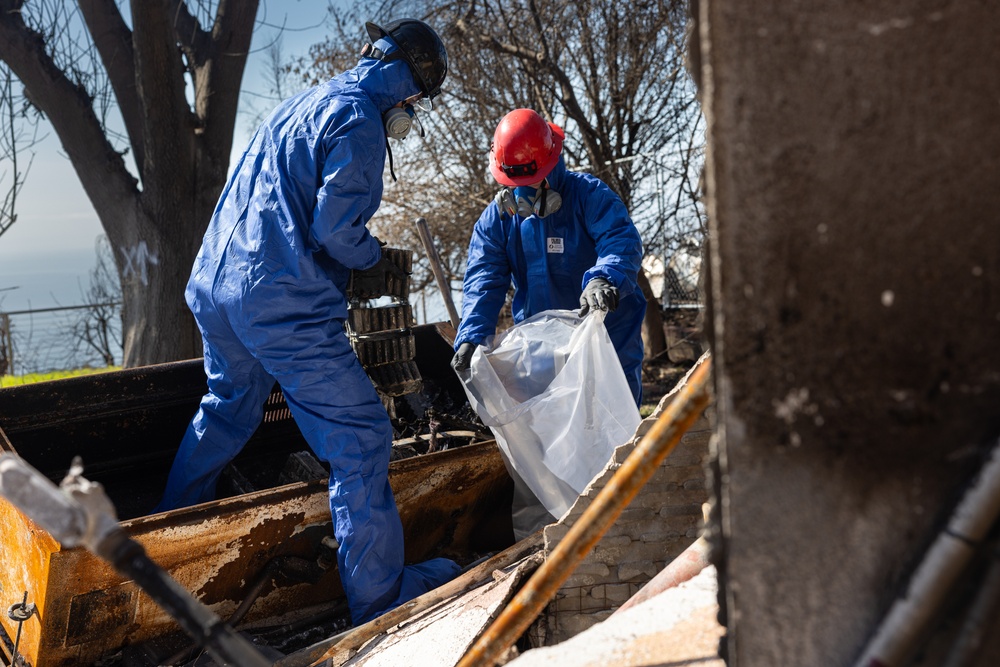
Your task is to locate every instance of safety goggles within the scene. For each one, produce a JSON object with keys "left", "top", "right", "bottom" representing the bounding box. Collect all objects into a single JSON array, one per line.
[{"left": 405, "top": 95, "right": 433, "bottom": 112}]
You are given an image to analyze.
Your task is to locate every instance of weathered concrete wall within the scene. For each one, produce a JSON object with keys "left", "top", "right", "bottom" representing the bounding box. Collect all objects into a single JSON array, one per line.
[
  {"left": 699, "top": 0, "right": 1000, "bottom": 665},
  {"left": 534, "top": 358, "right": 713, "bottom": 644}
]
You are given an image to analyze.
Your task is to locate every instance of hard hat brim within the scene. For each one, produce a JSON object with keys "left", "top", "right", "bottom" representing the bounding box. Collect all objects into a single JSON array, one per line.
[{"left": 366, "top": 21, "right": 388, "bottom": 43}]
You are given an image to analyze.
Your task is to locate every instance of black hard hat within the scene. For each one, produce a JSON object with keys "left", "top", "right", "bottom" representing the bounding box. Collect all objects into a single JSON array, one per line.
[{"left": 366, "top": 19, "right": 448, "bottom": 99}]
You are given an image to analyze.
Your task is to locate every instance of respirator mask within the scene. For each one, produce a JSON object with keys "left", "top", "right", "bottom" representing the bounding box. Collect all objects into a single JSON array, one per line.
[
  {"left": 383, "top": 97, "right": 432, "bottom": 140},
  {"left": 494, "top": 182, "right": 563, "bottom": 218}
]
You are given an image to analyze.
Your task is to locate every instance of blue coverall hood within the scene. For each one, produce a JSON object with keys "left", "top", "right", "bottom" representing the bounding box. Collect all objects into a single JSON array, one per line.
[
  {"left": 542, "top": 154, "right": 569, "bottom": 190},
  {"left": 339, "top": 36, "right": 424, "bottom": 114}
]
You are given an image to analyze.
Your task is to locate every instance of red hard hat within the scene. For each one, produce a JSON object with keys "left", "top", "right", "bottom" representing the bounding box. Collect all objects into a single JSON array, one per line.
[{"left": 489, "top": 109, "right": 565, "bottom": 187}]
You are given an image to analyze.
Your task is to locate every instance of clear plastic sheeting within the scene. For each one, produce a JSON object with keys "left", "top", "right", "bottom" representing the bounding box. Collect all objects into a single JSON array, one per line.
[{"left": 460, "top": 309, "right": 641, "bottom": 538}]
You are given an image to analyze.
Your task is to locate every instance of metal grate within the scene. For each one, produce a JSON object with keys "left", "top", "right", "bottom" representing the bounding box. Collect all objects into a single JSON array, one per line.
[
  {"left": 262, "top": 387, "right": 292, "bottom": 424},
  {"left": 345, "top": 248, "right": 423, "bottom": 399}
]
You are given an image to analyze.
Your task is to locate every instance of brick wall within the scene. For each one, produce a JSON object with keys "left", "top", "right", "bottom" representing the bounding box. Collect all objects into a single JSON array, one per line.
[{"left": 531, "top": 355, "right": 713, "bottom": 645}]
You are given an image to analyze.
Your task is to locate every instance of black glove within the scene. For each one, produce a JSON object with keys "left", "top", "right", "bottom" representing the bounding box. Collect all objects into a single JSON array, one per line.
[
  {"left": 451, "top": 342, "right": 477, "bottom": 372},
  {"left": 351, "top": 254, "right": 407, "bottom": 299},
  {"left": 579, "top": 277, "right": 619, "bottom": 316}
]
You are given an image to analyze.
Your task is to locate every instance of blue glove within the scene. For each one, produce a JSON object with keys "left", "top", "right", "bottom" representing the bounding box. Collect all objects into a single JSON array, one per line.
[{"left": 579, "top": 277, "right": 619, "bottom": 316}]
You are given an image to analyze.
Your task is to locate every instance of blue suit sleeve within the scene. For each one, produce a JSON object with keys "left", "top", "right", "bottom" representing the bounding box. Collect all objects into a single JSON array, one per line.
[
  {"left": 455, "top": 207, "right": 511, "bottom": 348},
  {"left": 311, "top": 130, "right": 383, "bottom": 271},
  {"left": 580, "top": 180, "right": 644, "bottom": 298}
]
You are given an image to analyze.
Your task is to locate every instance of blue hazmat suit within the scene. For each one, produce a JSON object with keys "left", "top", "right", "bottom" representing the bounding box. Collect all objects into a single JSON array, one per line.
[
  {"left": 154, "top": 35, "right": 460, "bottom": 625},
  {"left": 455, "top": 158, "right": 646, "bottom": 405}
]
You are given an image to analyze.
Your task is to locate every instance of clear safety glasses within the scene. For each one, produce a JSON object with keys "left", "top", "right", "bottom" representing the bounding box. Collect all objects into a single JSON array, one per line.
[{"left": 409, "top": 96, "right": 433, "bottom": 112}]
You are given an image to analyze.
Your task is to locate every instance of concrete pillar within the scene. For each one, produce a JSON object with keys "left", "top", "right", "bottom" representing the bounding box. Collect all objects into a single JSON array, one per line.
[{"left": 699, "top": 1, "right": 1000, "bottom": 665}]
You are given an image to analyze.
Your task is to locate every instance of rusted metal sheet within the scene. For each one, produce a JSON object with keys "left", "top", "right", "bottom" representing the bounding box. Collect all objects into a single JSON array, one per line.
[
  {"left": 392, "top": 442, "right": 514, "bottom": 561},
  {"left": 0, "top": 441, "right": 510, "bottom": 667}
]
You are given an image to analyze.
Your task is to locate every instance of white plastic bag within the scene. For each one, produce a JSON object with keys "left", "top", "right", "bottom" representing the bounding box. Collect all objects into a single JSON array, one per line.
[{"left": 460, "top": 309, "right": 641, "bottom": 538}]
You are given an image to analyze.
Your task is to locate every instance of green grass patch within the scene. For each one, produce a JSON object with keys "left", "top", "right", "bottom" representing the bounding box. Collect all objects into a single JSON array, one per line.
[{"left": 1, "top": 367, "right": 121, "bottom": 387}]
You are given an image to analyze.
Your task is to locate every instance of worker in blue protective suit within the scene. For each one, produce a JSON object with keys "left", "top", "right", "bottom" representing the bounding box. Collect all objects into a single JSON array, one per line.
[
  {"left": 451, "top": 109, "right": 646, "bottom": 405},
  {"left": 153, "top": 19, "right": 461, "bottom": 625}
]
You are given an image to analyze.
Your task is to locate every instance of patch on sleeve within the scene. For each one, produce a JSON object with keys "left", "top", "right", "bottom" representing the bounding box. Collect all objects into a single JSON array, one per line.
[{"left": 546, "top": 237, "right": 564, "bottom": 254}]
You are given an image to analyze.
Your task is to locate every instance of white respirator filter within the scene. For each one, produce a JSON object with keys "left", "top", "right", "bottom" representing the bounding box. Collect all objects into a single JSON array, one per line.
[{"left": 384, "top": 106, "right": 415, "bottom": 139}]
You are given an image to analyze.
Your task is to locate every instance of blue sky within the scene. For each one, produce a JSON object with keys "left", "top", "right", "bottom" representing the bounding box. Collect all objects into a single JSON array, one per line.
[{"left": 0, "top": 1, "right": 335, "bottom": 311}]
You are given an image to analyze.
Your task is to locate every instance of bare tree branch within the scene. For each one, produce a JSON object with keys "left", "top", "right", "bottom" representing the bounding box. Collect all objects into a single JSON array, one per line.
[
  {"left": 197, "top": 0, "right": 258, "bottom": 170},
  {"left": 164, "top": 0, "right": 258, "bottom": 182},
  {"left": 131, "top": 1, "right": 193, "bottom": 198},
  {"left": 78, "top": 0, "right": 144, "bottom": 174},
  {"left": 0, "top": 0, "right": 140, "bottom": 233},
  {"left": 0, "top": 62, "right": 38, "bottom": 240},
  {"left": 71, "top": 235, "right": 123, "bottom": 367},
  {"left": 167, "top": 0, "right": 211, "bottom": 69}
]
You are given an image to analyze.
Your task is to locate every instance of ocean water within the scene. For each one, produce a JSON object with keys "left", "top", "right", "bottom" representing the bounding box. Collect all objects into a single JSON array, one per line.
[
  {"left": 0, "top": 247, "right": 98, "bottom": 314},
  {"left": 0, "top": 248, "right": 112, "bottom": 373}
]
